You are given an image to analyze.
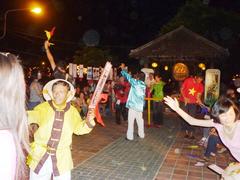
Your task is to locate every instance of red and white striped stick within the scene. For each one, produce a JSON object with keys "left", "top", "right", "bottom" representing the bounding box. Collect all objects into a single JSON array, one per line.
[{"left": 87, "top": 61, "right": 112, "bottom": 116}]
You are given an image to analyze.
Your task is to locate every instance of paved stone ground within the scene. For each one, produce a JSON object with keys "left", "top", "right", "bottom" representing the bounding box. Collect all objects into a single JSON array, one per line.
[
  {"left": 72, "top": 116, "right": 178, "bottom": 180},
  {"left": 71, "top": 112, "right": 236, "bottom": 180},
  {"left": 155, "top": 131, "right": 235, "bottom": 180}
]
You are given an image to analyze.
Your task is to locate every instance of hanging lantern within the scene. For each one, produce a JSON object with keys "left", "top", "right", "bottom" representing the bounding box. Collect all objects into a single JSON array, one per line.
[
  {"left": 164, "top": 65, "right": 168, "bottom": 71},
  {"left": 172, "top": 63, "right": 189, "bottom": 81},
  {"left": 198, "top": 63, "right": 205, "bottom": 68},
  {"left": 151, "top": 62, "right": 158, "bottom": 68}
]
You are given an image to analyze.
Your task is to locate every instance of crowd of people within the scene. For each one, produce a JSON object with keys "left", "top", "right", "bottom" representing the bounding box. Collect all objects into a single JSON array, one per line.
[{"left": 1, "top": 40, "right": 240, "bottom": 179}]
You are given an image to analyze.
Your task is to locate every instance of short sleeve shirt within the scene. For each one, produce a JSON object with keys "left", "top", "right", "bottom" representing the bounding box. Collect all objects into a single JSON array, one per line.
[
  {"left": 214, "top": 121, "right": 240, "bottom": 162},
  {"left": 179, "top": 77, "right": 204, "bottom": 104}
]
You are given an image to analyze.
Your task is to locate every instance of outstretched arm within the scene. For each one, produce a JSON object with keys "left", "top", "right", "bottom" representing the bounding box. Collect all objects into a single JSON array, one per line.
[
  {"left": 119, "top": 63, "right": 137, "bottom": 86},
  {"left": 121, "top": 70, "right": 137, "bottom": 86},
  {"left": 164, "top": 96, "right": 214, "bottom": 127},
  {"left": 44, "top": 40, "right": 56, "bottom": 71}
]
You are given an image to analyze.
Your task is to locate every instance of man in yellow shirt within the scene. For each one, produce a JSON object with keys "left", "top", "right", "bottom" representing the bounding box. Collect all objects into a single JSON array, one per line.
[{"left": 27, "top": 79, "right": 95, "bottom": 180}]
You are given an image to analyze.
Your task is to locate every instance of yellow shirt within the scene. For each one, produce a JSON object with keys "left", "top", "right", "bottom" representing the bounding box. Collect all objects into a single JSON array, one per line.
[{"left": 27, "top": 101, "right": 93, "bottom": 174}]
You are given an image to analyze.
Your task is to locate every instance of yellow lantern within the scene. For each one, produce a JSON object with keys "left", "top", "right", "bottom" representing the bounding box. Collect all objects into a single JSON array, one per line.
[
  {"left": 164, "top": 65, "right": 168, "bottom": 71},
  {"left": 198, "top": 63, "right": 205, "bottom": 69},
  {"left": 172, "top": 63, "right": 189, "bottom": 81},
  {"left": 151, "top": 62, "right": 158, "bottom": 68}
]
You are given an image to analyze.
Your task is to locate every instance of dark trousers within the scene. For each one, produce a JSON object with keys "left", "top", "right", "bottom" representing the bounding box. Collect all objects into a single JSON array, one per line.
[
  {"left": 204, "top": 135, "right": 220, "bottom": 157},
  {"left": 152, "top": 101, "right": 164, "bottom": 125},
  {"left": 180, "top": 102, "right": 198, "bottom": 133},
  {"left": 115, "top": 103, "right": 128, "bottom": 124}
]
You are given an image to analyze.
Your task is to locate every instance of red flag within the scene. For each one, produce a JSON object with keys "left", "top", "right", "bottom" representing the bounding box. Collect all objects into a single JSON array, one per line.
[
  {"left": 94, "top": 93, "right": 108, "bottom": 127},
  {"left": 44, "top": 27, "right": 56, "bottom": 46},
  {"left": 50, "top": 27, "right": 56, "bottom": 37}
]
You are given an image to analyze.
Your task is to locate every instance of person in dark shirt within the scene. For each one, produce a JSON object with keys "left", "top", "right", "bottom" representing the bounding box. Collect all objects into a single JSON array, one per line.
[{"left": 44, "top": 40, "right": 73, "bottom": 82}]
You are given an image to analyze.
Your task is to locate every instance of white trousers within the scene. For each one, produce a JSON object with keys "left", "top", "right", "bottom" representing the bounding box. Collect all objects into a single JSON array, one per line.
[
  {"left": 30, "top": 156, "right": 71, "bottom": 180},
  {"left": 127, "top": 108, "right": 145, "bottom": 140}
]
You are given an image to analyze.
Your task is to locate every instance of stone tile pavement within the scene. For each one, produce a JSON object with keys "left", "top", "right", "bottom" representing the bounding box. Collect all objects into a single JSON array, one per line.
[
  {"left": 155, "top": 131, "right": 234, "bottom": 180},
  {"left": 71, "top": 113, "right": 235, "bottom": 180},
  {"left": 72, "top": 126, "right": 177, "bottom": 179},
  {"left": 71, "top": 115, "right": 128, "bottom": 166}
]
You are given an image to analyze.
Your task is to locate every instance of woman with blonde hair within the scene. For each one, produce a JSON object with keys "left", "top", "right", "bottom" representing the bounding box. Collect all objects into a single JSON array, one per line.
[{"left": 0, "top": 52, "right": 29, "bottom": 179}]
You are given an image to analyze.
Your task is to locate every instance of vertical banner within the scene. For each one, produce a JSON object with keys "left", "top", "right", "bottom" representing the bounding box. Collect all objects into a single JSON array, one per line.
[
  {"left": 93, "top": 67, "right": 100, "bottom": 80},
  {"left": 78, "top": 64, "right": 83, "bottom": 78},
  {"left": 109, "top": 68, "right": 113, "bottom": 80},
  {"left": 99, "top": 66, "right": 103, "bottom": 76},
  {"left": 87, "top": 67, "right": 93, "bottom": 80},
  {"left": 78, "top": 64, "right": 84, "bottom": 78},
  {"left": 204, "top": 69, "right": 221, "bottom": 106},
  {"left": 69, "top": 63, "right": 73, "bottom": 76},
  {"left": 113, "top": 68, "right": 117, "bottom": 80},
  {"left": 72, "top": 64, "right": 77, "bottom": 78}
]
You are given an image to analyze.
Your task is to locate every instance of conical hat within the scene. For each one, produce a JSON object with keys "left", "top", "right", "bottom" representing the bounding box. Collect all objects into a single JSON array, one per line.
[
  {"left": 43, "top": 79, "right": 75, "bottom": 102},
  {"left": 237, "top": 88, "right": 240, "bottom": 93}
]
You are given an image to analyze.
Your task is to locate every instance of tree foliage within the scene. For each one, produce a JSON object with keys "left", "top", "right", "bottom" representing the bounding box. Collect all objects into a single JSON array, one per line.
[
  {"left": 160, "top": 0, "right": 240, "bottom": 47},
  {"left": 73, "top": 46, "right": 116, "bottom": 66},
  {"left": 160, "top": 0, "right": 240, "bottom": 78}
]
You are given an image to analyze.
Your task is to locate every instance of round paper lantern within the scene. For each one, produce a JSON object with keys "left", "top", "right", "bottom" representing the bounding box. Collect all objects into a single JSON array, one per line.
[
  {"left": 151, "top": 62, "right": 158, "bottom": 68},
  {"left": 172, "top": 63, "right": 189, "bottom": 81}
]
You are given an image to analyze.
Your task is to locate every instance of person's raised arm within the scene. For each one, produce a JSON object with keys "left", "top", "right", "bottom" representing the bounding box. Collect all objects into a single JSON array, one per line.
[
  {"left": 44, "top": 40, "right": 56, "bottom": 71},
  {"left": 120, "top": 63, "right": 137, "bottom": 86},
  {"left": 164, "top": 96, "right": 214, "bottom": 127}
]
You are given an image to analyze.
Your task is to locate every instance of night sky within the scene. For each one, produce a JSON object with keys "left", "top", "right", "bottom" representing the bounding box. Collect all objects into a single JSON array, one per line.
[{"left": 0, "top": 0, "right": 238, "bottom": 65}]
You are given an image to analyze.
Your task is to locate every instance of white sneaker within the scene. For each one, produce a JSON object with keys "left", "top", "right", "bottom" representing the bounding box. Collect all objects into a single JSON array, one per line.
[
  {"left": 198, "top": 137, "right": 206, "bottom": 146},
  {"left": 210, "top": 152, "right": 216, "bottom": 157},
  {"left": 195, "top": 162, "right": 205, "bottom": 167}
]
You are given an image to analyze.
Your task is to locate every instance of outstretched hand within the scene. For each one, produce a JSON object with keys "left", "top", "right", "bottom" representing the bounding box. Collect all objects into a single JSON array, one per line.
[
  {"left": 119, "top": 63, "right": 125, "bottom": 70},
  {"left": 44, "top": 40, "right": 51, "bottom": 50},
  {"left": 163, "top": 96, "right": 180, "bottom": 112}
]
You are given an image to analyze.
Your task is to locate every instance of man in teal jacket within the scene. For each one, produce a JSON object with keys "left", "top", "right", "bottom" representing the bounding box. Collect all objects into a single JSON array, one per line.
[{"left": 120, "top": 64, "right": 146, "bottom": 140}]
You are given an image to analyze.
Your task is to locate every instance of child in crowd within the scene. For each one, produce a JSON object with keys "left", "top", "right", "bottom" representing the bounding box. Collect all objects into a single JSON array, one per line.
[{"left": 27, "top": 79, "right": 95, "bottom": 180}]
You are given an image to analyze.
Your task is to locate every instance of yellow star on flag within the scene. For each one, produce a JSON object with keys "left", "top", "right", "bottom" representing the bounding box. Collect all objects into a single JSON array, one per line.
[{"left": 188, "top": 88, "right": 196, "bottom": 96}]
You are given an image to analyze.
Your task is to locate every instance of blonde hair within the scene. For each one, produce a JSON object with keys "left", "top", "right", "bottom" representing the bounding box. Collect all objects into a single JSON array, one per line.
[{"left": 0, "top": 52, "right": 29, "bottom": 179}]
